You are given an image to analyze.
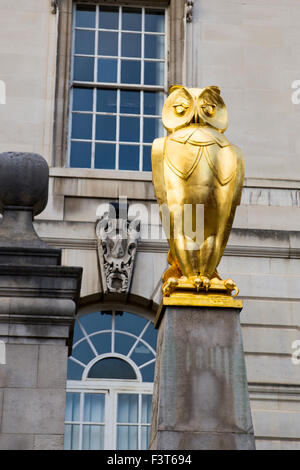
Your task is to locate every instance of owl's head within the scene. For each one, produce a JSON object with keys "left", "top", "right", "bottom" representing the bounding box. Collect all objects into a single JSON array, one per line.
[{"left": 162, "top": 85, "right": 228, "bottom": 133}]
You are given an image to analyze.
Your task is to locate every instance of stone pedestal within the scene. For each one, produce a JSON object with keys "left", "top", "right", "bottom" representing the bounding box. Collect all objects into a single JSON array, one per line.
[
  {"left": 149, "top": 306, "right": 256, "bottom": 450},
  {"left": 0, "top": 153, "right": 82, "bottom": 449}
]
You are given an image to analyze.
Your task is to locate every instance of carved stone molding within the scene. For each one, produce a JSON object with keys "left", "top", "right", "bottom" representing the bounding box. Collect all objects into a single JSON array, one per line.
[{"left": 96, "top": 212, "right": 140, "bottom": 294}]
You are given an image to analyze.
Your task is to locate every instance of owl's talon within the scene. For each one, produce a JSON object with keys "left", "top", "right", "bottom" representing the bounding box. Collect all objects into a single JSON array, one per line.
[
  {"left": 224, "top": 279, "right": 239, "bottom": 297},
  {"left": 193, "top": 277, "right": 202, "bottom": 292},
  {"left": 192, "top": 276, "right": 210, "bottom": 292},
  {"left": 201, "top": 276, "right": 210, "bottom": 291},
  {"left": 162, "top": 277, "right": 179, "bottom": 297}
]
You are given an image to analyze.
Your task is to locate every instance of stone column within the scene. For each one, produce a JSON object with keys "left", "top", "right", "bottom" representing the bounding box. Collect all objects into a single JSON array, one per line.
[
  {"left": 150, "top": 305, "right": 256, "bottom": 450},
  {"left": 0, "top": 153, "right": 82, "bottom": 450}
]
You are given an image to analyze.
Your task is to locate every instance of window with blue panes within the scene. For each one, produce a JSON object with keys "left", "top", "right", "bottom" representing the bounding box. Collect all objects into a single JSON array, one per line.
[
  {"left": 69, "top": 4, "right": 166, "bottom": 171},
  {"left": 65, "top": 310, "right": 158, "bottom": 450}
]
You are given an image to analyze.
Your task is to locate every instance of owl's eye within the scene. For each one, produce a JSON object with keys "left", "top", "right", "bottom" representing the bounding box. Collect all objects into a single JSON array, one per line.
[
  {"left": 173, "top": 103, "right": 189, "bottom": 115},
  {"left": 201, "top": 103, "right": 216, "bottom": 117}
]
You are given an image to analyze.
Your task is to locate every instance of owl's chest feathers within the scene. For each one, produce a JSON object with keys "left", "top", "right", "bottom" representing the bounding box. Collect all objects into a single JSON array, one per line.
[{"left": 163, "top": 132, "right": 237, "bottom": 189}]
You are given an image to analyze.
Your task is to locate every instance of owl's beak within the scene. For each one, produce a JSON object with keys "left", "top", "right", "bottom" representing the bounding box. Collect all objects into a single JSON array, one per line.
[{"left": 193, "top": 109, "right": 199, "bottom": 124}]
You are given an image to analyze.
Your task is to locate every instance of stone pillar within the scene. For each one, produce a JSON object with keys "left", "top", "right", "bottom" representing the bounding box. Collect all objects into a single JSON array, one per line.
[
  {"left": 0, "top": 153, "right": 82, "bottom": 450},
  {"left": 150, "top": 306, "right": 256, "bottom": 450}
]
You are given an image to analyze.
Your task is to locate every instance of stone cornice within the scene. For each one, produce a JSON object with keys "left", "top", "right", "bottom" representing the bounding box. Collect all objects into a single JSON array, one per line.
[
  {"left": 42, "top": 237, "right": 300, "bottom": 259},
  {"left": 0, "top": 265, "right": 82, "bottom": 301}
]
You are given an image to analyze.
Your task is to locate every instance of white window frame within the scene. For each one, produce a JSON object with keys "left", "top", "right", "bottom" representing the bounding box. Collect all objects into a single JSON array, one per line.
[
  {"left": 67, "top": 2, "right": 168, "bottom": 171},
  {"left": 65, "top": 310, "right": 157, "bottom": 449},
  {"left": 66, "top": 381, "right": 153, "bottom": 450}
]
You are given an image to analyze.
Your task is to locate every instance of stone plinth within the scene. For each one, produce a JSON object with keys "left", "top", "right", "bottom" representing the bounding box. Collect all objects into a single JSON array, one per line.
[
  {"left": 0, "top": 152, "right": 82, "bottom": 449},
  {"left": 149, "top": 306, "right": 256, "bottom": 450}
]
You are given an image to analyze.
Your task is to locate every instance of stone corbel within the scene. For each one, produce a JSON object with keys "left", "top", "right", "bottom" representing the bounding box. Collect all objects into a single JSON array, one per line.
[{"left": 96, "top": 208, "right": 141, "bottom": 294}]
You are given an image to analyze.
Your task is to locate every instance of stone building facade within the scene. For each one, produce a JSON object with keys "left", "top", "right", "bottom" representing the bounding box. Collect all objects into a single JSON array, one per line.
[{"left": 0, "top": 0, "right": 300, "bottom": 450}]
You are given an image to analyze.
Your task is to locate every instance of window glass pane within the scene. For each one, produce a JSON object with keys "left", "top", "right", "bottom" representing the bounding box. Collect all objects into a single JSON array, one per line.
[
  {"left": 121, "top": 60, "right": 141, "bottom": 84},
  {"left": 140, "top": 362, "right": 155, "bottom": 382},
  {"left": 131, "top": 343, "right": 154, "bottom": 366},
  {"left": 121, "top": 33, "right": 141, "bottom": 58},
  {"left": 83, "top": 425, "right": 104, "bottom": 450},
  {"left": 65, "top": 392, "right": 80, "bottom": 422},
  {"left": 73, "top": 321, "right": 84, "bottom": 343},
  {"left": 122, "top": 8, "right": 142, "bottom": 31},
  {"left": 96, "top": 115, "right": 116, "bottom": 141},
  {"left": 144, "top": 61, "right": 164, "bottom": 86},
  {"left": 98, "top": 58, "right": 117, "bottom": 83},
  {"left": 99, "top": 6, "right": 119, "bottom": 30},
  {"left": 117, "top": 394, "right": 138, "bottom": 423},
  {"left": 70, "top": 141, "right": 91, "bottom": 168},
  {"left": 98, "top": 31, "right": 118, "bottom": 56},
  {"left": 144, "top": 34, "right": 164, "bottom": 59},
  {"left": 141, "top": 323, "right": 158, "bottom": 350},
  {"left": 74, "top": 56, "right": 94, "bottom": 82},
  {"left": 95, "top": 143, "right": 116, "bottom": 169},
  {"left": 141, "top": 426, "right": 150, "bottom": 450},
  {"left": 67, "top": 358, "right": 84, "bottom": 380},
  {"left": 75, "top": 30, "right": 95, "bottom": 55},
  {"left": 119, "top": 145, "right": 139, "bottom": 171},
  {"left": 114, "top": 333, "right": 136, "bottom": 356},
  {"left": 84, "top": 393, "right": 105, "bottom": 422},
  {"left": 143, "top": 146, "right": 152, "bottom": 172},
  {"left": 115, "top": 312, "right": 147, "bottom": 336},
  {"left": 73, "top": 87, "right": 93, "bottom": 111},
  {"left": 90, "top": 332, "right": 112, "bottom": 355},
  {"left": 72, "top": 339, "right": 95, "bottom": 365},
  {"left": 64, "top": 424, "right": 80, "bottom": 450},
  {"left": 120, "top": 90, "right": 140, "bottom": 114},
  {"left": 79, "top": 312, "right": 112, "bottom": 335},
  {"left": 145, "top": 9, "right": 165, "bottom": 33},
  {"left": 144, "top": 117, "right": 163, "bottom": 143},
  {"left": 71, "top": 113, "right": 92, "bottom": 140},
  {"left": 97, "top": 89, "right": 117, "bottom": 113},
  {"left": 76, "top": 5, "right": 96, "bottom": 28},
  {"left": 144, "top": 91, "right": 164, "bottom": 115},
  {"left": 142, "top": 395, "right": 152, "bottom": 423},
  {"left": 120, "top": 116, "right": 139, "bottom": 142},
  {"left": 117, "top": 425, "right": 138, "bottom": 450},
  {"left": 88, "top": 358, "right": 137, "bottom": 379}
]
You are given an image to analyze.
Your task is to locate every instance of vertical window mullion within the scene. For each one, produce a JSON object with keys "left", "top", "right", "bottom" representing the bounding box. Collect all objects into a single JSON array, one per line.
[
  {"left": 68, "top": 2, "right": 77, "bottom": 168},
  {"left": 117, "top": 6, "right": 122, "bottom": 86},
  {"left": 141, "top": 7, "right": 145, "bottom": 85},
  {"left": 139, "top": 8, "right": 145, "bottom": 171},
  {"left": 164, "top": 7, "right": 168, "bottom": 93},
  {"left": 139, "top": 90, "right": 144, "bottom": 172},
  {"left": 91, "top": 87, "right": 97, "bottom": 169},
  {"left": 94, "top": 5, "right": 99, "bottom": 83},
  {"left": 138, "top": 393, "right": 142, "bottom": 450},
  {"left": 115, "top": 6, "right": 122, "bottom": 170},
  {"left": 116, "top": 89, "right": 120, "bottom": 170},
  {"left": 91, "top": 6, "right": 99, "bottom": 169},
  {"left": 79, "top": 392, "right": 84, "bottom": 450},
  {"left": 67, "top": 87, "right": 74, "bottom": 167},
  {"left": 111, "top": 311, "right": 115, "bottom": 353}
]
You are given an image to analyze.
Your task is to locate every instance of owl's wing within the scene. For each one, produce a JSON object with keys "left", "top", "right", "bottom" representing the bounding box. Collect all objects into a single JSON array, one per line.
[
  {"left": 218, "top": 145, "right": 245, "bottom": 261},
  {"left": 151, "top": 137, "right": 167, "bottom": 207}
]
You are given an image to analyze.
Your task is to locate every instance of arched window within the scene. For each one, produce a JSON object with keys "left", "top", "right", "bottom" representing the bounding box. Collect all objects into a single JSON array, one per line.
[{"left": 64, "top": 310, "right": 157, "bottom": 450}]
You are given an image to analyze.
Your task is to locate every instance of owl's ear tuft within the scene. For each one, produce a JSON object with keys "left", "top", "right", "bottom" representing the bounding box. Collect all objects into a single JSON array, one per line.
[
  {"left": 208, "top": 86, "right": 221, "bottom": 95},
  {"left": 169, "top": 85, "right": 183, "bottom": 94}
]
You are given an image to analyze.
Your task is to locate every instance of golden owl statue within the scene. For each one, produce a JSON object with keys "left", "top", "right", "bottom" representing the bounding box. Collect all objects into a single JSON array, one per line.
[{"left": 151, "top": 85, "right": 244, "bottom": 301}]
